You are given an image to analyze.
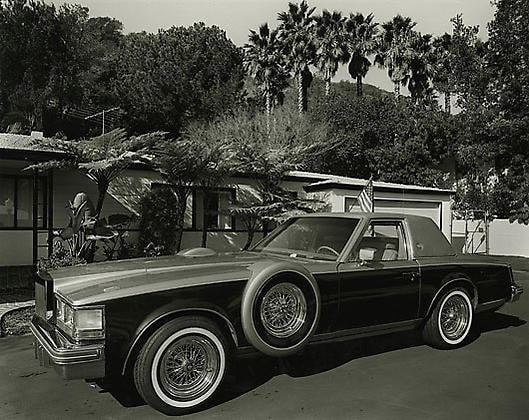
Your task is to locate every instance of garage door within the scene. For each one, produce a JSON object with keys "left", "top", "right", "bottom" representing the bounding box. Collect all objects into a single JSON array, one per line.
[{"left": 374, "top": 199, "right": 441, "bottom": 226}]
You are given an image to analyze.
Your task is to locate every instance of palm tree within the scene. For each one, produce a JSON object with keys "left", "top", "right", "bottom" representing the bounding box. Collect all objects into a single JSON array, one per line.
[
  {"left": 432, "top": 33, "right": 454, "bottom": 113},
  {"left": 407, "top": 33, "right": 435, "bottom": 104},
  {"left": 243, "top": 23, "right": 289, "bottom": 117},
  {"left": 277, "top": 0, "right": 316, "bottom": 113},
  {"left": 345, "top": 12, "right": 378, "bottom": 97},
  {"left": 313, "top": 10, "right": 349, "bottom": 96},
  {"left": 375, "top": 15, "right": 417, "bottom": 98}
]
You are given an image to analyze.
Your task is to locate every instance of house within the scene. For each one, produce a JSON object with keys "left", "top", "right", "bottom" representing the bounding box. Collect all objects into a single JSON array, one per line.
[{"left": 0, "top": 133, "right": 455, "bottom": 279}]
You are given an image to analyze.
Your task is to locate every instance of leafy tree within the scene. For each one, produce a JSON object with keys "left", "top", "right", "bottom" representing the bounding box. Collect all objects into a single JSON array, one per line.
[
  {"left": 0, "top": 0, "right": 91, "bottom": 130},
  {"left": 115, "top": 23, "right": 244, "bottom": 134},
  {"left": 209, "top": 108, "right": 330, "bottom": 247},
  {"left": 450, "top": 14, "right": 489, "bottom": 109},
  {"left": 344, "top": 12, "right": 378, "bottom": 97},
  {"left": 277, "top": 0, "right": 317, "bottom": 113},
  {"left": 78, "top": 17, "right": 123, "bottom": 110},
  {"left": 432, "top": 33, "right": 454, "bottom": 113},
  {"left": 313, "top": 10, "right": 349, "bottom": 96},
  {"left": 486, "top": 1, "right": 529, "bottom": 219},
  {"left": 243, "top": 23, "right": 289, "bottom": 122},
  {"left": 375, "top": 15, "right": 417, "bottom": 98},
  {"left": 312, "top": 93, "right": 453, "bottom": 187},
  {"left": 488, "top": 0, "right": 529, "bottom": 118}
]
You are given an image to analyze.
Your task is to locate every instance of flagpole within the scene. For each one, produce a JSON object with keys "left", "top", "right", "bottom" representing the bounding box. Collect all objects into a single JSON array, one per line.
[{"left": 370, "top": 175, "right": 375, "bottom": 212}]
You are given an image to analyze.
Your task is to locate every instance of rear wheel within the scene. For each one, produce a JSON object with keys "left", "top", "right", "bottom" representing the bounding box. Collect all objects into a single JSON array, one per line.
[
  {"left": 423, "top": 288, "right": 473, "bottom": 349},
  {"left": 134, "top": 316, "right": 229, "bottom": 415}
]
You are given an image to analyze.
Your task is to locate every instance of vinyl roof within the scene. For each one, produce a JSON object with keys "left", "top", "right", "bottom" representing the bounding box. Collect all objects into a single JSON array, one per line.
[{"left": 288, "top": 170, "right": 454, "bottom": 194}]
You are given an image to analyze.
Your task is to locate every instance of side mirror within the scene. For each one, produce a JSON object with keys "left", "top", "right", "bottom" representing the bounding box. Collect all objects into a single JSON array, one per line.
[{"left": 358, "top": 247, "right": 376, "bottom": 265}]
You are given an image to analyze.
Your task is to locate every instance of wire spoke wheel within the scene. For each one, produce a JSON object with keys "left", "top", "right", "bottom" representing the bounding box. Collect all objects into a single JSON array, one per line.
[
  {"left": 158, "top": 335, "right": 220, "bottom": 403},
  {"left": 440, "top": 294, "right": 470, "bottom": 341},
  {"left": 260, "top": 282, "right": 307, "bottom": 338}
]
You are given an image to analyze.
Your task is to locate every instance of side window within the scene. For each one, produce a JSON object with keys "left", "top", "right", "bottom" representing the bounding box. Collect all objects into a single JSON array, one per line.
[{"left": 353, "top": 222, "right": 408, "bottom": 262}]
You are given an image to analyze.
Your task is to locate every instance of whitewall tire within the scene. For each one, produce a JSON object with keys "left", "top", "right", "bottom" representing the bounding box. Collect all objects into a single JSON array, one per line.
[{"left": 134, "top": 317, "right": 229, "bottom": 415}]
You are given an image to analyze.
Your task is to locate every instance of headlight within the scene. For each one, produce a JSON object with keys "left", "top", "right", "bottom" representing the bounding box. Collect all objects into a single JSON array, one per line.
[{"left": 55, "top": 297, "right": 105, "bottom": 340}]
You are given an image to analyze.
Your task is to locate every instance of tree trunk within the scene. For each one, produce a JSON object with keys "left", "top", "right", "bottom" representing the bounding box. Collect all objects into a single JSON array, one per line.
[
  {"left": 201, "top": 193, "right": 209, "bottom": 248},
  {"left": 394, "top": 82, "right": 400, "bottom": 98},
  {"left": 174, "top": 189, "right": 188, "bottom": 253},
  {"left": 95, "top": 181, "right": 109, "bottom": 218},
  {"left": 325, "top": 78, "right": 331, "bottom": 96},
  {"left": 297, "top": 72, "right": 304, "bottom": 114},
  {"left": 444, "top": 91, "right": 451, "bottom": 114},
  {"left": 242, "top": 228, "right": 255, "bottom": 251},
  {"left": 356, "top": 76, "right": 363, "bottom": 97}
]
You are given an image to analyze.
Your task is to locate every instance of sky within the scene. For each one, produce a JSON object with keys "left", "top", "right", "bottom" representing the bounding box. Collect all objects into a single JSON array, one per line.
[{"left": 50, "top": 0, "right": 497, "bottom": 93}]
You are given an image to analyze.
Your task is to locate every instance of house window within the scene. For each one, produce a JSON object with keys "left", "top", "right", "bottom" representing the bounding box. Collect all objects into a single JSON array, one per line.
[
  {"left": 345, "top": 196, "right": 358, "bottom": 212},
  {"left": 0, "top": 175, "right": 46, "bottom": 229},
  {"left": 195, "top": 189, "right": 235, "bottom": 231}
]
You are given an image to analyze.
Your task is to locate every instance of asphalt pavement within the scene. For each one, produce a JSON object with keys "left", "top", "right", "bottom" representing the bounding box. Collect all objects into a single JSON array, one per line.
[{"left": 1, "top": 271, "right": 528, "bottom": 420}]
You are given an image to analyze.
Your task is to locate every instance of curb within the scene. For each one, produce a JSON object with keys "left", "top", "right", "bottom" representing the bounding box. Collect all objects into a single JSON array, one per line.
[{"left": 0, "top": 300, "right": 35, "bottom": 337}]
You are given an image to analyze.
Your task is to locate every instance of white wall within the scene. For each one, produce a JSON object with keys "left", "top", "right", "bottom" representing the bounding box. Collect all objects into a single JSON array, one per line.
[
  {"left": 452, "top": 219, "right": 529, "bottom": 257},
  {"left": 0, "top": 231, "right": 33, "bottom": 265}
]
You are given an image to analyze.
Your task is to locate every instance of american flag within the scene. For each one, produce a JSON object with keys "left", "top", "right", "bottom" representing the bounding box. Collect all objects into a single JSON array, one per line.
[{"left": 357, "top": 177, "right": 374, "bottom": 212}]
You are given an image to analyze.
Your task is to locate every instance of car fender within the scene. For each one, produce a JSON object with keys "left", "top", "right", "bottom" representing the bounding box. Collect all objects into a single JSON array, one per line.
[
  {"left": 425, "top": 275, "right": 478, "bottom": 318},
  {"left": 121, "top": 299, "right": 238, "bottom": 376}
]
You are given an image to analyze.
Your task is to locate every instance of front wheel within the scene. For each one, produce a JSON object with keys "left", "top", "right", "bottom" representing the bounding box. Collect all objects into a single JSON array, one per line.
[
  {"left": 134, "top": 316, "right": 229, "bottom": 415},
  {"left": 423, "top": 288, "right": 473, "bottom": 349}
]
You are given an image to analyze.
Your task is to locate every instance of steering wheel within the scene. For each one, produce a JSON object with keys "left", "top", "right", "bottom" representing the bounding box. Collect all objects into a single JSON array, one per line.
[{"left": 316, "top": 245, "right": 340, "bottom": 257}]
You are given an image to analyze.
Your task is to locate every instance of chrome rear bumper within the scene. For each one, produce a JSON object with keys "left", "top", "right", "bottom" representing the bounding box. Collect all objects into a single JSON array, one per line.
[
  {"left": 510, "top": 284, "right": 523, "bottom": 303},
  {"left": 30, "top": 315, "right": 105, "bottom": 380}
]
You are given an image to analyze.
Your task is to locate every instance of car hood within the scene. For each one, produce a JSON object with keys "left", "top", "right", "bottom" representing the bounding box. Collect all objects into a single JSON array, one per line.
[{"left": 48, "top": 252, "right": 301, "bottom": 306}]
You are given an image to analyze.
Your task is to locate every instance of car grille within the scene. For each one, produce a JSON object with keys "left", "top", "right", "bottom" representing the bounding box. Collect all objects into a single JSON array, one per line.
[{"left": 34, "top": 272, "right": 53, "bottom": 320}]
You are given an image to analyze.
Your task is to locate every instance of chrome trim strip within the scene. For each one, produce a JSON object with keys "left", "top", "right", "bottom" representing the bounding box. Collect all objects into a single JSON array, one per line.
[
  {"left": 417, "top": 262, "right": 510, "bottom": 268},
  {"left": 310, "top": 319, "right": 422, "bottom": 342},
  {"left": 121, "top": 307, "right": 239, "bottom": 376},
  {"left": 475, "top": 298, "right": 506, "bottom": 313}
]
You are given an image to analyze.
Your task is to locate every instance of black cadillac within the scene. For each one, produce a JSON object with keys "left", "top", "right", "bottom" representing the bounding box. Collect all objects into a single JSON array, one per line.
[{"left": 31, "top": 213, "right": 523, "bottom": 415}]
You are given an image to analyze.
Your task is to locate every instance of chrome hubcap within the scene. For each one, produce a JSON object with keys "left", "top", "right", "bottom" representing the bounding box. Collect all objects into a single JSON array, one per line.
[
  {"left": 260, "top": 283, "right": 307, "bottom": 338},
  {"left": 440, "top": 295, "right": 470, "bottom": 340},
  {"left": 159, "top": 335, "right": 219, "bottom": 401}
]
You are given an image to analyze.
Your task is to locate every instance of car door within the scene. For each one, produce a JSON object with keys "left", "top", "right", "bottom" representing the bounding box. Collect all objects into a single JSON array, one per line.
[{"left": 336, "top": 219, "right": 420, "bottom": 330}]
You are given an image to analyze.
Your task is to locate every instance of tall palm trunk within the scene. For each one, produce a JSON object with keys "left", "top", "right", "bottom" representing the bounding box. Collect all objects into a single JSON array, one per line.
[
  {"left": 297, "top": 72, "right": 304, "bottom": 113},
  {"left": 444, "top": 91, "right": 451, "bottom": 114},
  {"left": 265, "top": 90, "right": 272, "bottom": 134},
  {"left": 356, "top": 76, "right": 363, "bottom": 97}
]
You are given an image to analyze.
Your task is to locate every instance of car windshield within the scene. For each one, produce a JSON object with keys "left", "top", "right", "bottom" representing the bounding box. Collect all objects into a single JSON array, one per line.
[{"left": 253, "top": 217, "right": 360, "bottom": 261}]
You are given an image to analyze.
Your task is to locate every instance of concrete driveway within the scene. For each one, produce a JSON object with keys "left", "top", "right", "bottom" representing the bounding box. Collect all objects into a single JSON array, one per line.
[{"left": 1, "top": 271, "right": 528, "bottom": 420}]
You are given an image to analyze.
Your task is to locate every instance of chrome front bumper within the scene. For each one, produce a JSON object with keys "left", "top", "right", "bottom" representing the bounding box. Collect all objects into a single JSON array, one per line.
[
  {"left": 510, "top": 284, "right": 523, "bottom": 303},
  {"left": 30, "top": 315, "right": 105, "bottom": 380}
]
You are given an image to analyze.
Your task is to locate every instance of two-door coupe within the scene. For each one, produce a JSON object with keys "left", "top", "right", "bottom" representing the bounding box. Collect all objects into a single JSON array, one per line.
[{"left": 31, "top": 213, "right": 523, "bottom": 415}]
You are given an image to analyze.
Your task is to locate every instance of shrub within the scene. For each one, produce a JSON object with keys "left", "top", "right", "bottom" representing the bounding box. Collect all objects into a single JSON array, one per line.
[{"left": 138, "top": 188, "right": 180, "bottom": 255}]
